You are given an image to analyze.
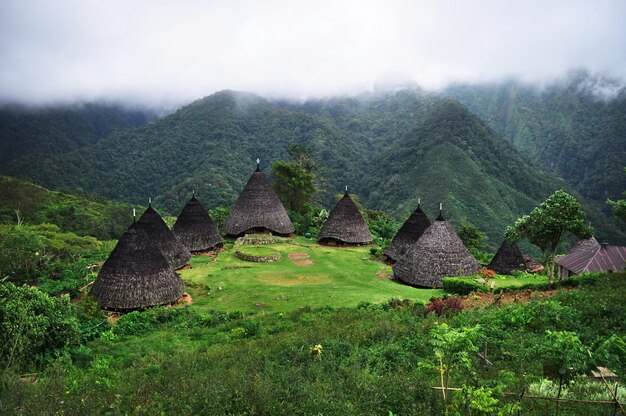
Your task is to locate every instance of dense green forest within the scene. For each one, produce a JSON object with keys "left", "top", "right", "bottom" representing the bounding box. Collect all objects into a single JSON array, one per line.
[
  {"left": 1, "top": 77, "right": 624, "bottom": 245},
  {"left": 0, "top": 102, "right": 154, "bottom": 166},
  {"left": 0, "top": 176, "right": 135, "bottom": 240},
  {"left": 444, "top": 71, "right": 626, "bottom": 205}
]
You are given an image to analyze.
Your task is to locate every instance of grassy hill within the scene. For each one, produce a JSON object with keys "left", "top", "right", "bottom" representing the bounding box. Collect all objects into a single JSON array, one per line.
[{"left": 0, "top": 175, "right": 136, "bottom": 240}]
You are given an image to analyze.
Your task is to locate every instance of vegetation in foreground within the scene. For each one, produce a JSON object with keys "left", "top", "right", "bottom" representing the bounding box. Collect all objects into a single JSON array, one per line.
[{"left": 1, "top": 272, "right": 624, "bottom": 415}]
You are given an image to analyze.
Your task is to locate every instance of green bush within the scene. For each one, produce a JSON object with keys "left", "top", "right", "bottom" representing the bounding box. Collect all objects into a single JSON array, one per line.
[
  {"left": 0, "top": 282, "right": 79, "bottom": 370},
  {"left": 0, "top": 225, "right": 45, "bottom": 281},
  {"left": 442, "top": 277, "right": 488, "bottom": 295}
]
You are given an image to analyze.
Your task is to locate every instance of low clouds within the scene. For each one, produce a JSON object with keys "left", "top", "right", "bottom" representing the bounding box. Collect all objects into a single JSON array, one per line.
[{"left": 1, "top": 0, "right": 625, "bottom": 107}]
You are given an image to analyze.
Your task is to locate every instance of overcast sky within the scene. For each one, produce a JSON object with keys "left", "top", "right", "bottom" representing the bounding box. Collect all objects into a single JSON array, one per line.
[{"left": 1, "top": 0, "right": 625, "bottom": 107}]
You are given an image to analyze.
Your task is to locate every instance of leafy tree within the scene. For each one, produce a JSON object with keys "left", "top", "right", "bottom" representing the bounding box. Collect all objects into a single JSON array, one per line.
[
  {"left": 458, "top": 224, "right": 487, "bottom": 252},
  {"left": 607, "top": 167, "right": 626, "bottom": 223},
  {"left": 271, "top": 160, "right": 317, "bottom": 213},
  {"left": 0, "top": 225, "right": 45, "bottom": 281},
  {"left": 505, "top": 190, "right": 591, "bottom": 285},
  {"left": 0, "top": 282, "right": 79, "bottom": 370}
]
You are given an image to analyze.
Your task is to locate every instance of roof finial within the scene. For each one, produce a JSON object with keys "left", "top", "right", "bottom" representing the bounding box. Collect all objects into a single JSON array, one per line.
[
  {"left": 255, "top": 158, "right": 261, "bottom": 172},
  {"left": 192, "top": 188, "right": 195, "bottom": 197},
  {"left": 436, "top": 202, "right": 445, "bottom": 221},
  {"left": 418, "top": 197, "right": 421, "bottom": 208},
  {"left": 133, "top": 208, "right": 136, "bottom": 222},
  {"left": 345, "top": 185, "right": 348, "bottom": 196},
  {"left": 148, "top": 197, "right": 152, "bottom": 207}
]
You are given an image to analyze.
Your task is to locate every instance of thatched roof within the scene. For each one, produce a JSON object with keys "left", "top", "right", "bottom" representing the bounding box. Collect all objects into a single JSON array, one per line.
[
  {"left": 173, "top": 194, "right": 224, "bottom": 252},
  {"left": 568, "top": 236, "right": 600, "bottom": 256},
  {"left": 90, "top": 224, "right": 184, "bottom": 311},
  {"left": 488, "top": 241, "right": 526, "bottom": 275},
  {"left": 385, "top": 203, "right": 430, "bottom": 262},
  {"left": 222, "top": 163, "right": 295, "bottom": 237},
  {"left": 393, "top": 214, "right": 480, "bottom": 288},
  {"left": 318, "top": 192, "right": 372, "bottom": 245},
  {"left": 136, "top": 206, "right": 191, "bottom": 269}
]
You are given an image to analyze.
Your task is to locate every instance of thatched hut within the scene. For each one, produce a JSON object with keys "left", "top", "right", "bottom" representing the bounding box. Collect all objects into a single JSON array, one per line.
[
  {"left": 136, "top": 204, "right": 191, "bottom": 269},
  {"left": 222, "top": 161, "right": 295, "bottom": 237},
  {"left": 393, "top": 209, "right": 480, "bottom": 288},
  {"left": 385, "top": 201, "right": 430, "bottom": 262},
  {"left": 488, "top": 241, "right": 526, "bottom": 274},
  {"left": 318, "top": 190, "right": 372, "bottom": 246},
  {"left": 567, "top": 236, "right": 600, "bottom": 256},
  {"left": 90, "top": 223, "right": 184, "bottom": 311},
  {"left": 173, "top": 193, "right": 224, "bottom": 252}
]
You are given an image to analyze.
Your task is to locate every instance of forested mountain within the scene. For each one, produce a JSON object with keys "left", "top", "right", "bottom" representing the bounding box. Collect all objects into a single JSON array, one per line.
[
  {"left": 0, "top": 102, "right": 155, "bottom": 166},
  {"left": 2, "top": 87, "right": 624, "bottom": 245},
  {"left": 444, "top": 71, "right": 626, "bottom": 205},
  {"left": 0, "top": 176, "right": 135, "bottom": 240}
]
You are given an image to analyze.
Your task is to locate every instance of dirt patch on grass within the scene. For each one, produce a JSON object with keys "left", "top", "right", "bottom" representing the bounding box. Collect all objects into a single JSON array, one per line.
[
  {"left": 289, "top": 252, "right": 309, "bottom": 259},
  {"left": 293, "top": 259, "right": 314, "bottom": 266},
  {"left": 177, "top": 292, "right": 193, "bottom": 306},
  {"left": 463, "top": 289, "right": 564, "bottom": 309},
  {"left": 375, "top": 270, "right": 392, "bottom": 280}
]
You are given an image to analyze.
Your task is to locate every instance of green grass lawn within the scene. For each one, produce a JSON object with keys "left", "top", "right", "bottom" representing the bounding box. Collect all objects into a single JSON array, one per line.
[{"left": 180, "top": 236, "right": 442, "bottom": 313}]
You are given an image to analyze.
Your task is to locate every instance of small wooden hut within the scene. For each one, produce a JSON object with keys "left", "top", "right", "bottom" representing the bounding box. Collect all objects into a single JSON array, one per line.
[
  {"left": 222, "top": 161, "right": 295, "bottom": 237},
  {"left": 393, "top": 208, "right": 480, "bottom": 288},
  {"left": 90, "top": 223, "right": 184, "bottom": 311},
  {"left": 173, "top": 193, "right": 224, "bottom": 253},
  {"left": 385, "top": 201, "right": 430, "bottom": 262},
  {"left": 318, "top": 189, "right": 372, "bottom": 246},
  {"left": 136, "top": 204, "right": 191, "bottom": 269},
  {"left": 488, "top": 241, "right": 526, "bottom": 275}
]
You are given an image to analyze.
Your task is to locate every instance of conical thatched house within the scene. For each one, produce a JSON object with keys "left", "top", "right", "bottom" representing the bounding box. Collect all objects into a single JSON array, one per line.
[
  {"left": 173, "top": 193, "right": 224, "bottom": 253},
  {"left": 318, "top": 190, "right": 372, "bottom": 245},
  {"left": 567, "top": 236, "right": 600, "bottom": 256},
  {"left": 488, "top": 241, "right": 526, "bottom": 275},
  {"left": 393, "top": 210, "right": 480, "bottom": 288},
  {"left": 222, "top": 161, "right": 295, "bottom": 237},
  {"left": 90, "top": 223, "right": 184, "bottom": 311},
  {"left": 385, "top": 201, "right": 430, "bottom": 262},
  {"left": 136, "top": 204, "right": 191, "bottom": 269}
]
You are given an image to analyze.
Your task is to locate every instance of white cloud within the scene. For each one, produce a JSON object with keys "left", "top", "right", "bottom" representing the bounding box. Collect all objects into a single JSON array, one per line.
[{"left": 0, "top": 0, "right": 625, "bottom": 107}]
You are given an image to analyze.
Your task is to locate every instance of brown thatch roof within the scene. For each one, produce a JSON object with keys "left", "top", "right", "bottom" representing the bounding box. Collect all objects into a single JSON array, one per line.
[
  {"left": 393, "top": 215, "right": 480, "bottom": 288},
  {"left": 173, "top": 195, "right": 224, "bottom": 252},
  {"left": 568, "top": 236, "right": 600, "bottom": 256},
  {"left": 222, "top": 164, "right": 295, "bottom": 237},
  {"left": 488, "top": 241, "right": 526, "bottom": 275},
  {"left": 385, "top": 204, "right": 430, "bottom": 262},
  {"left": 90, "top": 224, "right": 184, "bottom": 311},
  {"left": 136, "top": 206, "right": 191, "bottom": 269},
  {"left": 318, "top": 192, "right": 372, "bottom": 245}
]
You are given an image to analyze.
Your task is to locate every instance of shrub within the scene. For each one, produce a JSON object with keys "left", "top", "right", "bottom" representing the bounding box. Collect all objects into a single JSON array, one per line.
[
  {"left": 426, "top": 297, "right": 464, "bottom": 316},
  {"left": 443, "top": 277, "right": 488, "bottom": 295},
  {"left": 0, "top": 282, "right": 79, "bottom": 370}
]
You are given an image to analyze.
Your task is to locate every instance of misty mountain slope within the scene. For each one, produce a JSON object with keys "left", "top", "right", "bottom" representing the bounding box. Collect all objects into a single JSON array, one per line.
[
  {"left": 4, "top": 91, "right": 374, "bottom": 212},
  {"left": 0, "top": 103, "right": 155, "bottom": 166},
  {"left": 363, "top": 100, "right": 569, "bottom": 244},
  {"left": 444, "top": 73, "right": 626, "bottom": 204}
]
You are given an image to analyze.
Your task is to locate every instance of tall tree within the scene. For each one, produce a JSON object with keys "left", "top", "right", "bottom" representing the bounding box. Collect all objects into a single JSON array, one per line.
[
  {"left": 505, "top": 190, "right": 592, "bottom": 285},
  {"left": 271, "top": 160, "right": 317, "bottom": 213}
]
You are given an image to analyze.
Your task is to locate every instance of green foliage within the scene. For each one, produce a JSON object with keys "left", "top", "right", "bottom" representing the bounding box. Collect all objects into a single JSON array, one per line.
[
  {"left": 271, "top": 160, "right": 317, "bottom": 213},
  {"left": 443, "top": 277, "right": 488, "bottom": 295},
  {"left": 541, "top": 330, "right": 589, "bottom": 379},
  {"left": 0, "top": 282, "right": 79, "bottom": 370},
  {"left": 365, "top": 209, "right": 399, "bottom": 248},
  {"left": 0, "top": 175, "right": 134, "bottom": 240},
  {"left": 207, "top": 206, "right": 230, "bottom": 229},
  {"left": 607, "top": 167, "right": 626, "bottom": 223},
  {"left": 506, "top": 190, "right": 592, "bottom": 284},
  {"left": 0, "top": 225, "right": 45, "bottom": 280},
  {"left": 458, "top": 223, "right": 487, "bottom": 252}
]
